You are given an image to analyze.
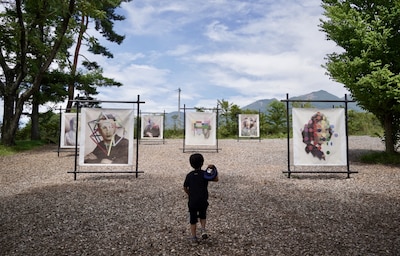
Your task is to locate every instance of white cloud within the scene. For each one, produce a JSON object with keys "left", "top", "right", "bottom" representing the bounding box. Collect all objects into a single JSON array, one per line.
[
  {"left": 166, "top": 44, "right": 198, "bottom": 56},
  {"left": 1, "top": 0, "right": 352, "bottom": 123}
]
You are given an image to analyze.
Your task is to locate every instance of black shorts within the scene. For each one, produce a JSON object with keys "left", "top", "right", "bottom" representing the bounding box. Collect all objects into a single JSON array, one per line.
[{"left": 188, "top": 206, "right": 208, "bottom": 224}]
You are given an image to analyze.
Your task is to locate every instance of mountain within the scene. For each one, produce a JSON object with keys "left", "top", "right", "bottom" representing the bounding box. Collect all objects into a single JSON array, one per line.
[
  {"left": 240, "top": 98, "right": 278, "bottom": 112},
  {"left": 241, "top": 90, "right": 363, "bottom": 112},
  {"left": 162, "top": 90, "right": 363, "bottom": 129},
  {"left": 164, "top": 111, "right": 184, "bottom": 129}
]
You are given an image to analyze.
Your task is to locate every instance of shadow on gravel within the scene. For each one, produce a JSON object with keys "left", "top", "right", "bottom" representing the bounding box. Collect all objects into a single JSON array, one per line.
[
  {"left": 1, "top": 175, "right": 399, "bottom": 256},
  {"left": 287, "top": 174, "right": 349, "bottom": 180},
  {"left": 348, "top": 148, "right": 383, "bottom": 162}
]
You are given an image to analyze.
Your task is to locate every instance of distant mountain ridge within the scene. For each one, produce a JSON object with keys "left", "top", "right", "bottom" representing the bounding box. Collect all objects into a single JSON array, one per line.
[
  {"left": 163, "top": 90, "right": 362, "bottom": 128},
  {"left": 241, "top": 90, "right": 362, "bottom": 112}
]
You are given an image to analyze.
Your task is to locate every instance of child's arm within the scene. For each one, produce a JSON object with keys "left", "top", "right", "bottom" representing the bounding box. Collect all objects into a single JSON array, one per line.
[{"left": 184, "top": 187, "right": 189, "bottom": 195}]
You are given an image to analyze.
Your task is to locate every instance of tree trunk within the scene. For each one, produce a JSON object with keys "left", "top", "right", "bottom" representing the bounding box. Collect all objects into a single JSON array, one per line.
[
  {"left": 66, "top": 14, "right": 87, "bottom": 112},
  {"left": 1, "top": 95, "right": 22, "bottom": 146},
  {"left": 30, "top": 94, "right": 41, "bottom": 140},
  {"left": 1, "top": 0, "right": 76, "bottom": 145},
  {"left": 383, "top": 113, "right": 395, "bottom": 153}
]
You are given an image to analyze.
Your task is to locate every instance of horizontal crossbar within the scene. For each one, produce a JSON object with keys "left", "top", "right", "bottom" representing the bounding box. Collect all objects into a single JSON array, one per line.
[
  {"left": 282, "top": 171, "right": 358, "bottom": 174},
  {"left": 68, "top": 171, "right": 144, "bottom": 174}
]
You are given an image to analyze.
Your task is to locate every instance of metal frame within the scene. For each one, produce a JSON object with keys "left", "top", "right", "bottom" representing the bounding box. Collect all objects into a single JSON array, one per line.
[
  {"left": 67, "top": 95, "right": 145, "bottom": 180},
  {"left": 281, "top": 93, "right": 358, "bottom": 178},
  {"left": 139, "top": 110, "right": 166, "bottom": 145},
  {"left": 182, "top": 104, "right": 220, "bottom": 153},
  {"left": 57, "top": 107, "right": 78, "bottom": 156},
  {"left": 237, "top": 110, "right": 262, "bottom": 142}
]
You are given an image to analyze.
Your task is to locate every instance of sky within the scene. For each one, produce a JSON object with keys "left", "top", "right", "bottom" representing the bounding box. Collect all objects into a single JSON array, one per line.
[{"left": 1, "top": 0, "right": 351, "bottom": 122}]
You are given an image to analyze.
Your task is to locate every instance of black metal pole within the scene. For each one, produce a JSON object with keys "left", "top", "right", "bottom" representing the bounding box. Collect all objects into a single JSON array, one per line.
[
  {"left": 259, "top": 109, "right": 261, "bottom": 142},
  {"left": 216, "top": 106, "right": 219, "bottom": 153},
  {"left": 135, "top": 95, "right": 140, "bottom": 178},
  {"left": 286, "top": 93, "right": 291, "bottom": 178},
  {"left": 183, "top": 105, "right": 186, "bottom": 153},
  {"left": 74, "top": 102, "right": 80, "bottom": 181},
  {"left": 57, "top": 107, "right": 62, "bottom": 157},
  {"left": 237, "top": 114, "right": 239, "bottom": 142},
  {"left": 163, "top": 110, "right": 166, "bottom": 144},
  {"left": 345, "top": 94, "right": 351, "bottom": 178}
]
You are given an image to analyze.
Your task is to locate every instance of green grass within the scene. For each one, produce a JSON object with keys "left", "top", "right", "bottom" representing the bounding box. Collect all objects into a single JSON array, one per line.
[
  {"left": 360, "top": 151, "right": 400, "bottom": 165},
  {"left": 0, "top": 140, "right": 47, "bottom": 156}
]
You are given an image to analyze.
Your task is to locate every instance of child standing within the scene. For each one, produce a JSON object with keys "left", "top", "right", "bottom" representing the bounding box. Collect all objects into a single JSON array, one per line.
[{"left": 183, "top": 153, "right": 219, "bottom": 244}]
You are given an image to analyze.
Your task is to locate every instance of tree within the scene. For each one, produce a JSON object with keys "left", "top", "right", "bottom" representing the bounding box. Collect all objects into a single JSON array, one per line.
[
  {"left": 0, "top": 0, "right": 127, "bottom": 146},
  {"left": 28, "top": 70, "right": 70, "bottom": 140},
  {"left": 320, "top": 0, "right": 400, "bottom": 153},
  {"left": 265, "top": 100, "right": 287, "bottom": 135},
  {"left": 65, "top": 0, "right": 127, "bottom": 111},
  {"left": 30, "top": 0, "right": 127, "bottom": 139},
  {"left": 0, "top": 0, "right": 76, "bottom": 146},
  {"left": 218, "top": 99, "right": 233, "bottom": 127}
]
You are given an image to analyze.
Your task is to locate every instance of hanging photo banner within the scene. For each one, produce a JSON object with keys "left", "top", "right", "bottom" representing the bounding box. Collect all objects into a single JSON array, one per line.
[
  {"left": 238, "top": 114, "right": 259, "bottom": 137},
  {"left": 60, "top": 112, "right": 80, "bottom": 148},
  {"left": 141, "top": 115, "right": 163, "bottom": 139},
  {"left": 79, "top": 108, "right": 134, "bottom": 166},
  {"left": 185, "top": 112, "right": 217, "bottom": 146},
  {"left": 292, "top": 108, "right": 347, "bottom": 166}
]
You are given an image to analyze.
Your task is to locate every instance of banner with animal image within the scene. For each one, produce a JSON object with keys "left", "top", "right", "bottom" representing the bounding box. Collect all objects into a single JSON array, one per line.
[
  {"left": 141, "top": 114, "right": 163, "bottom": 139},
  {"left": 238, "top": 114, "right": 259, "bottom": 137},
  {"left": 79, "top": 108, "right": 134, "bottom": 166},
  {"left": 60, "top": 112, "right": 80, "bottom": 148},
  {"left": 185, "top": 112, "right": 216, "bottom": 146},
  {"left": 292, "top": 108, "right": 347, "bottom": 166}
]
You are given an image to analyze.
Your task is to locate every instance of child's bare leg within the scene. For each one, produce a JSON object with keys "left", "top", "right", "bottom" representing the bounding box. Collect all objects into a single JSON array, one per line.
[
  {"left": 200, "top": 219, "right": 208, "bottom": 239},
  {"left": 200, "top": 219, "right": 206, "bottom": 229},
  {"left": 190, "top": 224, "right": 197, "bottom": 238}
]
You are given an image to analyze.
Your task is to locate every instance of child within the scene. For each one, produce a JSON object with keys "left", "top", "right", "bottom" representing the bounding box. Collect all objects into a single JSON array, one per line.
[{"left": 183, "top": 153, "right": 219, "bottom": 244}]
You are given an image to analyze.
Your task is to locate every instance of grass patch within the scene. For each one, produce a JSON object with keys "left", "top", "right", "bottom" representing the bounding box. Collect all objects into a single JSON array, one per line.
[
  {"left": 0, "top": 140, "right": 46, "bottom": 156},
  {"left": 360, "top": 151, "right": 400, "bottom": 165}
]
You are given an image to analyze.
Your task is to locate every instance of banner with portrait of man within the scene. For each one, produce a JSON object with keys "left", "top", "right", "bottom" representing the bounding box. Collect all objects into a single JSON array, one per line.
[
  {"left": 185, "top": 112, "right": 216, "bottom": 146},
  {"left": 141, "top": 114, "right": 163, "bottom": 139},
  {"left": 60, "top": 112, "right": 80, "bottom": 148},
  {"left": 238, "top": 114, "right": 259, "bottom": 137},
  {"left": 292, "top": 108, "right": 347, "bottom": 166},
  {"left": 79, "top": 108, "right": 134, "bottom": 166}
]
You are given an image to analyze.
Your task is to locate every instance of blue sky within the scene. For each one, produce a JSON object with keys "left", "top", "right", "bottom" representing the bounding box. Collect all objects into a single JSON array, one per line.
[
  {"left": 2, "top": 0, "right": 350, "bottom": 122},
  {"left": 87, "top": 0, "right": 348, "bottom": 113}
]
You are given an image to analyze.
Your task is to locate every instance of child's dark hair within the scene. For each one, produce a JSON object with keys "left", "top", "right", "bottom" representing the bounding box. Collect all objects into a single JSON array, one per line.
[{"left": 189, "top": 153, "right": 204, "bottom": 169}]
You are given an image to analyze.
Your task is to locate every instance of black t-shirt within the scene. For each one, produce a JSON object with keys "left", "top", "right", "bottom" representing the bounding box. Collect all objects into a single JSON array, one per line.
[{"left": 184, "top": 170, "right": 209, "bottom": 209}]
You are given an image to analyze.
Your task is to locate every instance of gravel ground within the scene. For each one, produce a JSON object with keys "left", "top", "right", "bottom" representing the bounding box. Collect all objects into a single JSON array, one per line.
[{"left": 1, "top": 136, "right": 399, "bottom": 256}]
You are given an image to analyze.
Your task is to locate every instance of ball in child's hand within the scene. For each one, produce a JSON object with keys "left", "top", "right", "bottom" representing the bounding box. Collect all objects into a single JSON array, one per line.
[{"left": 204, "top": 165, "right": 218, "bottom": 180}]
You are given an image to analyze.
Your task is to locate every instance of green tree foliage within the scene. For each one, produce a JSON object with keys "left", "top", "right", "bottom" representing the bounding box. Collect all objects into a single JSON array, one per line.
[
  {"left": 320, "top": 0, "right": 400, "bottom": 152},
  {"left": 65, "top": 0, "right": 128, "bottom": 111},
  {"left": 0, "top": 0, "right": 127, "bottom": 146},
  {"left": 347, "top": 110, "right": 383, "bottom": 136},
  {"left": 218, "top": 99, "right": 233, "bottom": 127},
  {"left": 0, "top": 0, "right": 76, "bottom": 146},
  {"left": 16, "top": 111, "right": 60, "bottom": 143},
  {"left": 265, "top": 100, "right": 287, "bottom": 136},
  {"left": 216, "top": 99, "right": 242, "bottom": 138},
  {"left": 291, "top": 102, "right": 314, "bottom": 108}
]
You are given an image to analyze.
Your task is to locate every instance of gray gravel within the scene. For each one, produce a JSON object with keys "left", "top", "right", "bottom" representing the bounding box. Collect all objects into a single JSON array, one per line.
[{"left": 1, "top": 136, "right": 399, "bottom": 255}]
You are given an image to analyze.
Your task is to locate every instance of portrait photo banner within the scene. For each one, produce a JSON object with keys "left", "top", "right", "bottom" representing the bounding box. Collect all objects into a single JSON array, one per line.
[
  {"left": 185, "top": 112, "right": 217, "bottom": 146},
  {"left": 292, "top": 108, "right": 347, "bottom": 166},
  {"left": 238, "top": 114, "right": 259, "bottom": 137},
  {"left": 141, "top": 114, "right": 163, "bottom": 139},
  {"left": 79, "top": 108, "right": 134, "bottom": 166},
  {"left": 60, "top": 112, "right": 80, "bottom": 148}
]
